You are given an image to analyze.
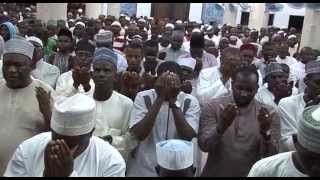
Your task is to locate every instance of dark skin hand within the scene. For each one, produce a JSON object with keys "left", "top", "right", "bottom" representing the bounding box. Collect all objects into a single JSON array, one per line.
[
  {"left": 36, "top": 87, "right": 51, "bottom": 132},
  {"left": 217, "top": 103, "right": 239, "bottom": 134},
  {"left": 257, "top": 107, "right": 273, "bottom": 134},
  {"left": 44, "top": 139, "right": 78, "bottom": 177},
  {"left": 167, "top": 72, "right": 196, "bottom": 140},
  {"left": 131, "top": 72, "right": 196, "bottom": 141},
  {"left": 72, "top": 66, "right": 91, "bottom": 92}
]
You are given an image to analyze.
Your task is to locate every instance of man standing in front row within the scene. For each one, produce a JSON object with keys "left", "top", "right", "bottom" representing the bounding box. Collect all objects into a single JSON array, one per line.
[
  {"left": 248, "top": 105, "right": 320, "bottom": 177},
  {"left": 126, "top": 62, "right": 200, "bottom": 177},
  {"left": 198, "top": 64, "right": 280, "bottom": 177},
  {"left": 0, "top": 36, "right": 55, "bottom": 175},
  {"left": 4, "top": 93, "right": 126, "bottom": 177}
]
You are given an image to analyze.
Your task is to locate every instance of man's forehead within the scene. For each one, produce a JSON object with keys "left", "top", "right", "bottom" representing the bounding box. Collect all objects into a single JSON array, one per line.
[{"left": 235, "top": 72, "right": 258, "bottom": 83}]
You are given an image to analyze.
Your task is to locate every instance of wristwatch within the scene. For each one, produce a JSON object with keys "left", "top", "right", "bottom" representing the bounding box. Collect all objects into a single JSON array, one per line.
[{"left": 169, "top": 101, "right": 181, "bottom": 109}]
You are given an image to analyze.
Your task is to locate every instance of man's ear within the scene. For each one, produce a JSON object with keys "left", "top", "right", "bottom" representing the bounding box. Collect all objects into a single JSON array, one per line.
[{"left": 155, "top": 165, "right": 160, "bottom": 176}]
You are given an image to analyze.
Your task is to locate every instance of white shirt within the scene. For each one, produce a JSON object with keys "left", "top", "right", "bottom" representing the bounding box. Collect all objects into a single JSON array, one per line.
[
  {"left": 196, "top": 66, "right": 231, "bottom": 103},
  {"left": 94, "top": 91, "right": 136, "bottom": 162},
  {"left": 4, "top": 132, "right": 126, "bottom": 177},
  {"left": 182, "top": 41, "right": 190, "bottom": 52},
  {"left": 58, "top": 84, "right": 136, "bottom": 162},
  {"left": 113, "top": 49, "right": 128, "bottom": 73},
  {"left": 291, "top": 61, "right": 306, "bottom": 93},
  {"left": 55, "top": 70, "right": 95, "bottom": 97},
  {"left": 248, "top": 151, "right": 307, "bottom": 177},
  {"left": 197, "top": 66, "right": 264, "bottom": 104},
  {"left": 255, "top": 84, "right": 299, "bottom": 111},
  {"left": 31, "top": 59, "right": 60, "bottom": 89},
  {"left": 0, "top": 79, "right": 55, "bottom": 175},
  {"left": 276, "top": 56, "right": 299, "bottom": 82},
  {"left": 126, "top": 89, "right": 200, "bottom": 177},
  {"left": 159, "top": 44, "right": 171, "bottom": 52},
  {"left": 278, "top": 94, "right": 306, "bottom": 152}
]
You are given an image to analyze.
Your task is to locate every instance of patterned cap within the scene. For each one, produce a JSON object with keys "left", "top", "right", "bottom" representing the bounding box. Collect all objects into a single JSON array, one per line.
[
  {"left": 4, "top": 36, "right": 34, "bottom": 60},
  {"left": 94, "top": 47, "right": 117, "bottom": 69},
  {"left": 298, "top": 105, "right": 320, "bottom": 154},
  {"left": 264, "top": 62, "right": 285, "bottom": 79},
  {"left": 306, "top": 61, "right": 320, "bottom": 75}
]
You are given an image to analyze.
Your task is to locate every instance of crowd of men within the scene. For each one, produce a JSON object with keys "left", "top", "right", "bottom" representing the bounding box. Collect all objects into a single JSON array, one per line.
[{"left": 0, "top": 9, "right": 320, "bottom": 177}]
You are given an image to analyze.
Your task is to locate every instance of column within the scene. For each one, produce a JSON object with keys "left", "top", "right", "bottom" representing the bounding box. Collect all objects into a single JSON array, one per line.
[
  {"left": 248, "top": 3, "right": 269, "bottom": 30},
  {"left": 137, "top": 3, "right": 151, "bottom": 17},
  {"left": 223, "top": 3, "right": 238, "bottom": 26},
  {"left": 86, "top": 3, "right": 103, "bottom": 19},
  {"left": 300, "top": 8, "right": 320, "bottom": 50},
  {"left": 107, "top": 3, "right": 121, "bottom": 19},
  {"left": 36, "top": 3, "right": 68, "bottom": 22}
]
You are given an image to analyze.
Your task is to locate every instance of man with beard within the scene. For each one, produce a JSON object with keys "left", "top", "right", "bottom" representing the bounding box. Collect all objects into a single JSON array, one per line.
[
  {"left": 0, "top": 37, "right": 55, "bottom": 175},
  {"left": 126, "top": 62, "right": 200, "bottom": 177},
  {"left": 55, "top": 39, "right": 95, "bottom": 96},
  {"left": 249, "top": 105, "right": 320, "bottom": 177},
  {"left": 198, "top": 64, "right": 280, "bottom": 177},
  {"left": 255, "top": 62, "right": 296, "bottom": 110},
  {"left": 4, "top": 93, "right": 126, "bottom": 177},
  {"left": 278, "top": 61, "right": 320, "bottom": 152}
]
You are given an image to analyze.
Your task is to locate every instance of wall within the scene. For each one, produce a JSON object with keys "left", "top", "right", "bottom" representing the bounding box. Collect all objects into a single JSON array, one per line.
[
  {"left": 273, "top": 3, "right": 305, "bottom": 28},
  {"left": 189, "top": 3, "right": 203, "bottom": 22},
  {"left": 120, "top": 3, "right": 137, "bottom": 16},
  {"left": 136, "top": 3, "right": 151, "bottom": 17}
]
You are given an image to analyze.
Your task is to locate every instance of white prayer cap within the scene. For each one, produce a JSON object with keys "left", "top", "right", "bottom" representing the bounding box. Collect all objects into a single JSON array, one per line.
[
  {"left": 138, "top": 18, "right": 146, "bottom": 23},
  {"left": 25, "top": 7, "right": 31, "bottom": 11},
  {"left": 277, "top": 30, "right": 284, "bottom": 34},
  {"left": 4, "top": 36, "right": 34, "bottom": 60},
  {"left": 3, "top": 11, "right": 8, "bottom": 16},
  {"left": 111, "top": 21, "right": 121, "bottom": 27},
  {"left": 176, "top": 20, "right": 183, "bottom": 24},
  {"left": 156, "top": 139, "right": 193, "bottom": 170},
  {"left": 192, "top": 28, "right": 201, "bottom": 33},
  {"left": 298, "top": 105, "right": 320, "bottom": 154},
  {"left": 230, "top": 35, "right": 238, "bottom": 41},
  {"left": 95, "top": 30, "right": 113, "bottom": 44},
  {"left": 165, "top": 23, "right": 175, "bottom": 29},
  {"left": 26, "top": 36, "right": 43, "bottom": 48},
  {"left": 125, "top": 16, "right": 130, "bottom": 21},
  {"left": 75, "top": 21, "right": 85, "bottom": 28},
  {"left": 78, "top": 8, "right": 83, "bottom": 13},
  {"left": 51, "top": 93, "right": 96, "bottom": 136},
  {"left": 207, "top": 25, "right": 213, "bottom": 31},
  {"left": 288, "top": 34, "right": 297, "bottom": 39},
  {"left": 120, "top": 13, "right": 125, "bottom": 17},
  {"left": 177, "top": 57, "right": 197, "bottom": 71}
]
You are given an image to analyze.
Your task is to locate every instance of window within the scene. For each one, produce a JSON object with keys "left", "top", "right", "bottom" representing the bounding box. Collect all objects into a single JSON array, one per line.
[
  {"left": 268, "top": 14, "right": 274, "bottom": 26},
  {"left": 240, "top": 12, "right": 250, "bottom": 26}
]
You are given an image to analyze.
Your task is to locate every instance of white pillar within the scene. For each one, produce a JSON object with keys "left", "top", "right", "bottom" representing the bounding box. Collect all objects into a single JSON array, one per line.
[
  {"left": 248, "top": 3, "right": 269, "bottom": 30},
  {"left": 107, "top": 3, "right": 121, "bottom": 19},
  {"left": 86, "top": 3, "right": 103, "bottom": 19},
  {"left": 137, "top": 3, "right": 151, "bottom": 17},
  {"left": 36, "top": 3, "right": 68, "bottom": 22},
  {"left": 223, "top": 3, "right": 238, "bottom": 26},
  {"left": 189, "top": 3, "right": 203, "bottom": 22},
  {"left": 300, "top": 9, "right": 320, "bottom": 50}
]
